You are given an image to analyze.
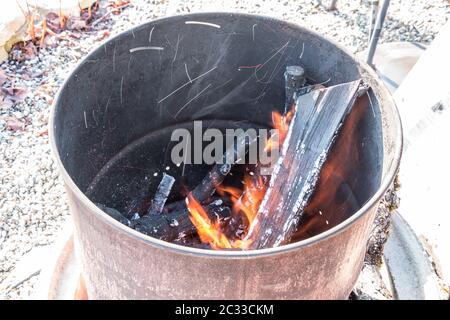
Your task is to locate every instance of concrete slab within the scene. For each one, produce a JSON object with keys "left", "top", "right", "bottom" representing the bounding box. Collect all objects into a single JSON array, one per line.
[{"left": 394, "top": 22, "right": 450, "bottom": 288}]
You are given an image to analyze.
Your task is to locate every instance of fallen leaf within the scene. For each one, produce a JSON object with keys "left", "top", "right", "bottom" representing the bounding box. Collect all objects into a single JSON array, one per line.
[
  {"left": 1, "top": 86, "right": 27, "bottom": 108},
  {"left": 67, "top": 17, "right": 87, "bottom": 30},
  {"left": 1, "top": 87, "right": 27, "bottom": 102},
  {"left": 68, "top": 31, "right": 82, "bottom": 39},
  {"left": 0, "top": 70, "right": 7, "bottom": 84},
  {"left": 0, "top": 116, "right": 29, "bottom": 132},
  {"left": 108, "top": 0, "right": 131, "bottom": 14},
  {"left": 9, "top": 41, "right": 37, "bottom": 61},
  {"left": 7, "top": 119, "right": 25, "bottom": 131},
  {"left": 46, "top": 12, "right": 64, "bottom": 33},
  {"left": 80, "top": 0, "right": 100, "bottom": 22}
]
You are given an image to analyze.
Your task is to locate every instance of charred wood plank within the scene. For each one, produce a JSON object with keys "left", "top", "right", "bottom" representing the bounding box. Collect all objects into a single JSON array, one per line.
[
  {"left": 191, "top": 134, "right": 256, "bottom": 202},
  {"left": 284, "top": 65, "right": 306, "bottom": 111},
  {"left": 131, "top": 199, "right": 231, "bottom": 242},
  {"left": 246, "top": 79, "right": 365, "bottom": 249},
  {"left": 146, "top": 173, "right": 175, "bottom": 215},
  {"left": 191, "top": 163, "right": 231, "bottom": 202}
]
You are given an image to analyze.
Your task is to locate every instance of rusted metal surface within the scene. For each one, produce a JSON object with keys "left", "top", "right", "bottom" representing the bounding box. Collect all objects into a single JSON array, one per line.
[
  {"left": 50, "top": 13, "right": 402, "bottom": 299},
  {"left": 37, "top": 212, "right": 445, "bottom": 300},
  {"left": 68, "top": 191, "right": 378, "bottom": 299}
]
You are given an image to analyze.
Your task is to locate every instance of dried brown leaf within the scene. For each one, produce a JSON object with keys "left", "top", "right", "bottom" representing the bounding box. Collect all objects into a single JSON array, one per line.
[
  {"left": 108, "top": 0, "right": 131, "bottom": 14},
  {"left": 0, "top": 70, "right": 7, "bottom": 85},
  {"left": 46, "top": 12, "right": 64, "bottom": 33},
  {"left": 10, "top": 41, "right": 37, "bottom": 61},
  {"left": 0, "top": 116, "right": 28, "bottom": 132},
  {"left": 1, "top": 86, "right": 27, "bottom": 107},
  {"left": 67, "top": 17, "right": 88, "bottom": 30}
]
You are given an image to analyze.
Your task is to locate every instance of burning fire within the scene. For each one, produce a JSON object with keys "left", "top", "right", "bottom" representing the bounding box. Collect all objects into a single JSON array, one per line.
[
  {"left": 264, "top": 110, "right": 293, "bottom": 152},
  {"left": 186, "top": 110, "right": 293, "bottom": 250}
]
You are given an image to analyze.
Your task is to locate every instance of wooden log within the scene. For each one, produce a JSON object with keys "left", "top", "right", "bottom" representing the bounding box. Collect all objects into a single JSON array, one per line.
[
  {"left": 163, "top": 198, "right": 188, "bottom": 214},
  {"left": 284, "top": 65, "right": 306, "bottom": 111},
  {"left": 191, "top": 163, "right": 231, "bottom": 202},
  {"left": 191, "top": 134, "right": 257, "bottom": 202},
  {"left": 146, "top": 173, "right": 175, "bottom": 215},
  {"left": 245, "top": 79, "right": 365, "bottom": 249},
  {"left": 131, "top": 199, "right": 231, "bottom": 242}
]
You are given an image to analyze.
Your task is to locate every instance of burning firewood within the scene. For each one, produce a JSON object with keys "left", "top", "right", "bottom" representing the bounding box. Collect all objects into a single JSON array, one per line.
[
  {"left": 97, "top": 196, "right": 232, "bottom": 243},
  {"left": 185, "top": 109, "right": 294, "bottom": 249},
  {"left": 96, "top": 70, "right": 366, "bottom": 251},
  {"left": 191, "top": 163, "right": 231, "bottom": 203},
  {"left": 191, "top": 134, "right": 257, "bottom": 202},
  {"left": 245, "top": 79, "right": 367, "bottom": 249},
  {"left": 176, "top": 69, "right": 367, "bottom": 250},
  {"left": 131, "top": 198, "right": 231, "bottom": 242}
]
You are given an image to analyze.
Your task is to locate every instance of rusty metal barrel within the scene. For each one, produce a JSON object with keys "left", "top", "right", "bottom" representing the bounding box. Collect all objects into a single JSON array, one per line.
[{"left": 50, "top": 13, "right": 402, "bottom": 299}]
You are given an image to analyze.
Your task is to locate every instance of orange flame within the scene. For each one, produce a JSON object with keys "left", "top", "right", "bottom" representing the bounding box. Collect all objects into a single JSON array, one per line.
[
  {"left": 216, "top": 175, "right": 266, "bottom": 227},
  {"left": 186, "top": 110, "right": 293, "bottom": 250},
  {"left": 186, "top": 193, "right": 234, "bottom": 249},
  {"left": 264, "top": 109, "right": 293, "bottom": 152}
]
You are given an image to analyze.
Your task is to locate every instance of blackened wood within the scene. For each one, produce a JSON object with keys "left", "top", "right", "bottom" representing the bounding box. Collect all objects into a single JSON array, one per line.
[
  {"left": 191, "top": 134, "right": 256, "bottom": 202},
  {"left": 246, "top": 80, "right": 365, "bottom": 249},
  {"left": 284, "top": 65, "right": 306, "bottom": 112},
  {"left": 146, "top": 173, "right": 175, "bottom": 215},
  {"left": 131, "top": 200, "right": 231, "bottom": 242},
  {"left": 163, "top": 199, "right": 188, "bottom": 214},
  {"left": 191, "top": 163, "right": 231, "bottom": 202}
]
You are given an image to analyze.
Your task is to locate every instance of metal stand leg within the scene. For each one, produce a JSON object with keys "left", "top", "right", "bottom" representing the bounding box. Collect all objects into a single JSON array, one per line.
[
  {"left": 328, "top": 0, "right": 338, "bottom": 11},
  {"left": 316, "top": 0, "right": 338, "bottom": 11},
  {"left": 366, "top": 0, "right": 391, "bottom": 67},
  {"left": 368, "top": 0, "right": 380, "bottom": 42}
]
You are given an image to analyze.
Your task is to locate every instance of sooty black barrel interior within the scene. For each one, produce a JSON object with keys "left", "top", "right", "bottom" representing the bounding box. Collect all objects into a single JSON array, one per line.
[{"left": 53, "top": 13, "right": 383, "bottom": 242}]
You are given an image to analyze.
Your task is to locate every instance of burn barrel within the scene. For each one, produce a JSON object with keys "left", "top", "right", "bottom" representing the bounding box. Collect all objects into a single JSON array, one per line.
[{"left": 50, "top": 13, "right": 402, "bottom": 299}]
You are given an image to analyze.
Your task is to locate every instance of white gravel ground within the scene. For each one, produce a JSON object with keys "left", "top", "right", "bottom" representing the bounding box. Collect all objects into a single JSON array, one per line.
[{"left": 0, "top": 0, "right": 448, "bottom": 299}]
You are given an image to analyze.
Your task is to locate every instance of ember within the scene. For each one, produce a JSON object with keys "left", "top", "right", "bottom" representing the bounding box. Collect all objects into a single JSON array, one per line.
[{"left": 186, "top": 109, "right": 293, "bottom": 250}]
